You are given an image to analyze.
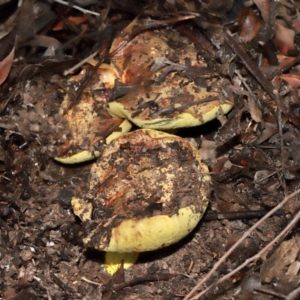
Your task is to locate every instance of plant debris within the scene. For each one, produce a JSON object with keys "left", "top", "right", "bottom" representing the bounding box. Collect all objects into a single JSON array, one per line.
[{"left": 1, "top": 1, "right": 300, "bottom": 299}]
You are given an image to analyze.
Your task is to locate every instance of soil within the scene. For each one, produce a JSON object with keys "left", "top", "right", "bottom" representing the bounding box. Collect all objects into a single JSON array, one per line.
[{"left": 1, "top": 1, "right": 300, "bottom": 300}]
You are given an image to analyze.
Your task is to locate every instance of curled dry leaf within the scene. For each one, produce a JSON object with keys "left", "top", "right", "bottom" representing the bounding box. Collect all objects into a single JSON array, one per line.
[
  {"left": 274, "top": 22, "right": 295, "bottom": 55},
  {"left": 0, "top": 8, "right": 18, "bottom": 40},
  {"left": 240, "top": 274, "right": 263, "bottom": 299},
  {"left": 238, "top": 7, "right": 264, "bottom": 42},
  {"left": 52, "top": 15, "right": 90, "bottom": 31},
  {"left": 199, "top": 139, "right": 217, "bottom": 162},
  {"left": 30, "top": 35, "right": 61, "bottom": 57},
  {"left": 247, "top": 96, "right": 263, "bottom": 123},
  {"left": 273, "top": 73, "right": 300, "bottom": 88},
  {"left": 277, "top": 54, "right": 296, "bottom": 70},
  {"left": 0, "top": 46, "right": 14, "bottom": 86},
  {"left": 260, "top": 236, "right": 300, "bottom": 293},
  {"left": 255, "top": 122, "right": 278, "bottom": 144}
]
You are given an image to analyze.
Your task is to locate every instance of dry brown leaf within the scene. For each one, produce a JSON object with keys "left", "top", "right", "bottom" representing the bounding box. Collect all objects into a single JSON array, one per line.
[
  {"left": 277, "top": 54, "right": 296, "bottom": 69},
  {"left": 247, "top": 96, "right": 263, "bottom": 123},
  {"left": 0, "top": 46, "right": 14, "bottom": 86},
  {"left": 274, "top": 73, "right": 300, "bottom": 88},
  {"left": 260, "top": 236, "right": 300, "bottom": 284},
  {"left": 204, "top": 0, "right": 234, "bottom": 18},
  {"left": 215, "top": 185, "right": 249, "bottom": 208},
  {"left": 253, "top": 0, "right": 270, "bottom": 23},
  {"left": 199, "top": 139, "right": 217, "bottom": 162},
  {"left": 52, "top": 15, "right": 90, "bottom": 31},
  {"left": 274, "top": 22, "right": 295, "bottom": 55},
  {"left": 292, "top": 17, "right": 300, "bottom": 33},
  {"left": 238, "top": 7, "right": 264, "bottom": 42},
  {"left": 255, "top": 122, "right": 278, "bottom": 144}
]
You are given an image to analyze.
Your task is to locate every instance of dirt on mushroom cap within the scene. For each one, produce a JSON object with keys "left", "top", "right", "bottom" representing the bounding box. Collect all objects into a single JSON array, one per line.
[
  {"left": 107, "top": 73, "right": 233, "bottom": 130},
  {"left": 54, "top": 67, "right": 132, "bottom": 164},
  {"left": 72, "top": 129, "right": 211, "bottom": 253},
  {"left": 106, "top": 19, "right": 233, "bottom": 130}
]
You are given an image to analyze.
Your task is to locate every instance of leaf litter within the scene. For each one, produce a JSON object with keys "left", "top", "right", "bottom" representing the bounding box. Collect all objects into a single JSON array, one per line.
[{"left": 0, "top": 1, "right": 300, "bottom": 299}]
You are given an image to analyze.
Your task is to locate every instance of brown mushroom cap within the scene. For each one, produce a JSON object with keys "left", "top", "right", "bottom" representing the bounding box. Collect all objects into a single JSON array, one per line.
[
  {"left": 54, "top": 68, "right": 131, "bottom": 164},
  {"left": 107, "top": 75, "right": 233, "bottom": 130},
  {"left": 72, "top": 129, "right": 211, "bottom": 253},
  {"left": 106, "top": 19, "right": 233, "bottom": 130},
  {"left": 109, "top": 20, "right": 171, "bottom": 85}
]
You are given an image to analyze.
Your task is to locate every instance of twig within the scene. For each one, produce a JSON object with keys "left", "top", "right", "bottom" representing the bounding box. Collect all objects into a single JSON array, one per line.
[
  {"left": 63, "top": 51, "right": 97, "bottom": 76},
  {"left": 223, "top": 31, "right": 277, "bottom": 121},
  {"left": 203, "top": 209, "right": 284, "bottom": 221},
  {"left": 254, "top": 286, "right": 287, "bottom": 299},
  {"left": 51, "top": 273, "right": 75, "bottom": 294},
  {"left": 254, "top": 170, "right": 280, "bottom": 184},
  {"left": 102, "top": 273, "right": 177, "bottom": 292},
  {"left": 183, "top": 188, "right": 300, "bottom": 300},
  {"left": 191, "top": 211, "right": 300, "bottom": 300},
  {"left": 223, "top": 30, "right": 300, "bottom": 128},
  {"left": 273, "top": 90, "right": 287, "bottom": 196},
  {"left": 0, "top": 122, "right": 18, "bottom": 130},
  {"left": 53, "top": 0, "right": 100, "bottom": 16},
  {"left": 190, "top": 206, "right": 300, "bottom": 299},
  {"left": 33, "top": 276, "right": 52, "bottom": 300},
  {"left": 81, "top": 276, "right": 103, "bottom": 286}
]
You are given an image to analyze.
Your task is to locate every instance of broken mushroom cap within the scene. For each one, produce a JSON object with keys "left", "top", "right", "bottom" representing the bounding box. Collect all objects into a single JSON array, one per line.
[
  {"left": 107, "top": 74, "right": 233, "bottom": 130},
  {"left": 54, "top": 67, "right": 131, "bottom": 164},
  {"left": 72, "top": 129, "right": 211, "bottom": 253},
  {"left": 106, "top": 19, "right": 233, "bottom": 130},
  {"left": 108, "top": 18, "right": 203, "bottom": 86},
  {"left": 109, "top": 19, "right": 172, "bottom": 85}
]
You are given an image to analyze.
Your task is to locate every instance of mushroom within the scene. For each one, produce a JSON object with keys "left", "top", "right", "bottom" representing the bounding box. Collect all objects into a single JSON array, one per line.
[
  {"left": 71, "top": 129, "right": 211, "bottom": 274},
  {"left": 54, "top": 67, "right": 131, "bottom": 164},
  {"left": 108, "top": 19, "right": 172, "bottom": 85},
  {"left": 54, "top": 18, "right": 233, "bottom": 162},
  {"left": 107, "top": 76, "right": 233, "bottom": 130},
  {"left": 106, "top": 19, "right": 233, "bottom": 130}
]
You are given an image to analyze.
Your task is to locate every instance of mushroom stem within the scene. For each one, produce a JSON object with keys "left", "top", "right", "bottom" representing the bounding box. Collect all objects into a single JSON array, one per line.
[{"left": 105, "top": 252, "right": 139, "bottom": 275}]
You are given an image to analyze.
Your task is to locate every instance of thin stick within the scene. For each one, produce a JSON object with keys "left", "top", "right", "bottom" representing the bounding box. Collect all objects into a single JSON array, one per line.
[
  {"left": 273, "top": 90, "right": 287, "bottom": 196},
  {"left": 81, "top": 276, "right": 102, "bottom": 286},
  {"left": 183, "top": 188, "right": 300, "bottom": 300},
  {"left": 54, "top": 0, "right": 100, "bottom": 16},
  {"left": 63, "top": 51, "right": 97, "bottom": 76},
  {"left": 223, "top": 30, "right": 300, "bottom": 128},
  {"left": 190, "top": 206, "right": 300, "bottom": 299}
]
